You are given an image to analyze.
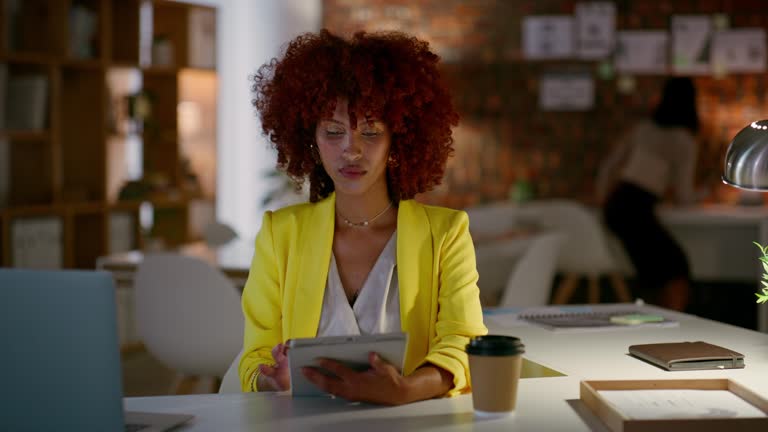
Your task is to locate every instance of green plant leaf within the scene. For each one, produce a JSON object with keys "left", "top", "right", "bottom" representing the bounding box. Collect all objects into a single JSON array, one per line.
[
  {"left": 755, "top": 241, "right": 768, "bottom": 255},
  {"left": 752, "top": 241, "right": 766, "bottom": 255}
]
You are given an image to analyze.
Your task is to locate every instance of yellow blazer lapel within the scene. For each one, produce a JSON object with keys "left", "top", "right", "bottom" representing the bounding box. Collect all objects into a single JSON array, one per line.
[
  {"left": 397, "top": 200, "right": 434, "bottom": 374},
  {"left": 291, "top": 194, "right": 335, "bottom": 338}
]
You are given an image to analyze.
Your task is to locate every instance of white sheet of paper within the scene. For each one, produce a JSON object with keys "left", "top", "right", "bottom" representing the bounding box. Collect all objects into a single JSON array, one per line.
[
  {"left": 539, "top": 73, "right": 594, "bottom": 111},
  {"left": 598, "top": 390, "right": 767, "bottom": 420},
  {"left": 712, "top": 28, "right": 767, "bottom": 73},
  {"left": 614, "top": 31, "right": 668, "bottom": 74},
  {"left": 575, "top": 2, "right": 616, "bottom": 59},
  {"left": 671, "top": 15, "right": 712, "bottom": 75},
  {"left": 523, "top": 16, "right": 574, "bottom": 59}
]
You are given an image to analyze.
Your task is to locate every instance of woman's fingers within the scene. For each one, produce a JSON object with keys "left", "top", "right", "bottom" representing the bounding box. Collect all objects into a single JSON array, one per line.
[
  {"left": 315, "top": 358, "right": 356, "bottom": 381},
  {"left": 302, "top": 366, "right": 346, "bottom": 397},
  {"left": 259, "top": 363, "right": 276, "bottom": 376},
  {"left": 271, "top": 343, "right": 284, "bottom": 359},
  {"left": 369, "top": 352, "right": 396, "bottom": 375}
]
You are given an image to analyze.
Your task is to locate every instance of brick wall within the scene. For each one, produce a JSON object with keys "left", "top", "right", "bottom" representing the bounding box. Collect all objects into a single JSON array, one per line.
[{"left": 323, "top": 0, "right": 768, "bottom": 208}]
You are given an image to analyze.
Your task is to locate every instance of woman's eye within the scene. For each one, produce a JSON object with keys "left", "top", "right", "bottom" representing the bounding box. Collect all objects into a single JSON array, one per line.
[
  {"left": 325, "top": 129, "right": 345, "bottom": 137},
  {"left": 361, "top": 130, "right": 382, "bottom": 138}
]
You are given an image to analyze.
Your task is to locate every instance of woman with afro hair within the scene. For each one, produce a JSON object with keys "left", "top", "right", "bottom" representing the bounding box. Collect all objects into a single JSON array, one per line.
[{"left": 238, "top": 29, "right": 487, "bottom": 405}]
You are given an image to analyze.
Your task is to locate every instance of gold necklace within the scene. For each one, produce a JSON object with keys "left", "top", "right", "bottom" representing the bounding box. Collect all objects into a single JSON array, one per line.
[{"left": 338, "top": 201, "right": 393, "bottom": 228}]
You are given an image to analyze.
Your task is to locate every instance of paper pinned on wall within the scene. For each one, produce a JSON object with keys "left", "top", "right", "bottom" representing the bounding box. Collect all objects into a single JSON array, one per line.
[
  {"left": 614, "top": 31, "right": 668, "bottom": 74},
  {"left": 523, "top": 16, "right": 574, "bottom": 59},
  {"left": 712, "top": 28, "right": 767, "bottom": 73},
  {"left": 672, "top": 15, "right": 713, "bottom": 75},
  {"left": 575, "top": 2, "right": 616, "bottom": 59},
  {"left": 539, "top": 73, "right": 594, "bottom": 111}
]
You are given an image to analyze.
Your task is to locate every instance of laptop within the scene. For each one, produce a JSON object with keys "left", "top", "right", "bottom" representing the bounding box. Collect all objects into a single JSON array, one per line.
[{"left": 0, "top": 268, "right": 193, "bottom": 432}]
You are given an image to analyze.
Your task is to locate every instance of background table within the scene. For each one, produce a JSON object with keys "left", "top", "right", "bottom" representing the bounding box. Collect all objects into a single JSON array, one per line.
[{"left": 97, "top": 239, "right": 254, "bottom": 289}]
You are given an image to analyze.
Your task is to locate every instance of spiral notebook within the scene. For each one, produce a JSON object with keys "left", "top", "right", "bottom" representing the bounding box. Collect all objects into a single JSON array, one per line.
[{"left": 519, "top": 305, "right": 679, "bottom": 333}]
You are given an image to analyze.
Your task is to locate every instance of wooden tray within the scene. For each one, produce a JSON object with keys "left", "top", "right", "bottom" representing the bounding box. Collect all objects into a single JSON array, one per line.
[{"left": 580, "top": 379, "right": 768, "bottom": 432}]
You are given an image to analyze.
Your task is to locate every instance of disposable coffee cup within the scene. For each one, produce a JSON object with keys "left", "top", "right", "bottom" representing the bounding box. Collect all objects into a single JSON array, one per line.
[{"left": 466, "top": 335, "right": 525, "bottom": 418}]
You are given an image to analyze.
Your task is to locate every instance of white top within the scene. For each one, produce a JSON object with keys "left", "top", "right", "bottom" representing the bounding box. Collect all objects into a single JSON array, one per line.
[
  {"left": 596, "top": 121, "right": 697, "bottom": 203},
  {"left": 316, "top": 232, "right": 401, "bottom": 336}
]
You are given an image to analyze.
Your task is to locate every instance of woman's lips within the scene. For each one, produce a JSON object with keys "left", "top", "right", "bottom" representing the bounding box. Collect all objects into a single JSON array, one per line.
[{"left": 339, "top": 167, "right": 366, "bottom": 179}]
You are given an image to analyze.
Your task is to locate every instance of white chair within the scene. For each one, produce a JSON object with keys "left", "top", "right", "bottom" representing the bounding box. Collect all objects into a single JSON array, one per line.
[
  {"left": 219, "top": 350, "right": 243, "bottom": 393},
  {"left": 465, "top": 202, "right": 521, "bottom": 239},
  {"left": 499, "top": 233, "right": 563, "bottom": 307},
  {"left": 467, "top": 202, "right": 532, "bottom": 306},
  {"left": 202, "top": 221, "right": 239, "bottom": 246},
  {"left": 515, "top": 200, "right": 632, "bottom": 304},
  {"left": 134, "top": 253, "right": 244, "bottom": 394}
]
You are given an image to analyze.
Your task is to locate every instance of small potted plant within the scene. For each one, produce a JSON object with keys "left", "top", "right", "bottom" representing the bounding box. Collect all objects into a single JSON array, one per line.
[{"left": 752, "top": 242, "right": 768, "bottom": 303}]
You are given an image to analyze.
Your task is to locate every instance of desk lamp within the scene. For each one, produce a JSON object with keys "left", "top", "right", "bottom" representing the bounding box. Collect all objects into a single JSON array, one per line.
[
  {"left": 722, "top": 119, "right": 768, "bottom": 305},
  {"left": 723, "top": 120, "right": 768, "bottom": 191}
]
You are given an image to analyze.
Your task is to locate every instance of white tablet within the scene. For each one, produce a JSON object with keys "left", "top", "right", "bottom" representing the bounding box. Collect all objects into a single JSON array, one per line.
[{"left": 287, "top": 332, "right": 408, "bottom": 397}]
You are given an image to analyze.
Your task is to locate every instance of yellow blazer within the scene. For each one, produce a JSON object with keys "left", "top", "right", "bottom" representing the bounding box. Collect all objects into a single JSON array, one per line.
[{"left": 238, "top": 193, "right": 487, "bottom": 396}]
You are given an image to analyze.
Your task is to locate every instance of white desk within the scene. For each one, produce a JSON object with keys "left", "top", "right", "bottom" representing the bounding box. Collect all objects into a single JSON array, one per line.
[
  {"left": 125, "top": 304, "right": 768, "bottom": 431},
  {"left": 97, "top": 239, "right": 254, "bottom": 288}
]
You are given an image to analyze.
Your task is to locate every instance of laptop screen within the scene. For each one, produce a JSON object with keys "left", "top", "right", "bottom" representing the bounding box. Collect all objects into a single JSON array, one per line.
[{"left": 0, "top": 269, "right": 125, "bottom": 431}]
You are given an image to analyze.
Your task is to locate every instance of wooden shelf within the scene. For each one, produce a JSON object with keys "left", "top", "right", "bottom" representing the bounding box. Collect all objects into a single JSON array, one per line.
[
  {"left": 60, "top": 59, "right": 106, "bottom": 70},
  {"left": 4, "top": 0, "right": 68, "bottom": 58},
  {"left": 66, "top": 202, "right": 106, "bottom": 214},
  {"left": 0, "top": 212, "right": 6, "bottom": 266},
  {"left": 109, "top": 0, "right": 141, "bottom": 65},
  {"left": 59, "top": 67, "right": 107, "bottom": 203},
  {"left": 3, "top": 204, "right": 66, "bottom": 218},
  {"left": 4, "top": 139, "right": 54, "bottom": 207},
  {"left": 142, "top": 66, "right": 179, "bottom": 76},
  {"left": 112, "top": 197, "right": 189, "bottom": 209},
  {"left": 0, "top": 52, "right": 53, "bottom": 65},
  {"left": 110, "top": 61, "right": 141, "bottom": 70},
  {"left": 0, "top": 130, "right": 50, "bottom": 141},
  {"left": 70, "top": 210, "right": 107, "bottom": 269},
  {"left": 1, "top": 0, "right": 217, "bottom": 270}
]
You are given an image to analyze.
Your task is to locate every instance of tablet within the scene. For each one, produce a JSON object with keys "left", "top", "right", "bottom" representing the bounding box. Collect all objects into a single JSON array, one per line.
[{"left": 287, "top": 332, "right": 408, "bottom": 397}]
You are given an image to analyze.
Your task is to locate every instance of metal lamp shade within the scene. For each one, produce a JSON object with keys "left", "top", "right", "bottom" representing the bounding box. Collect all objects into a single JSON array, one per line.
[{"left": 722, "top": 120, "right": 768, "bottom": 191}]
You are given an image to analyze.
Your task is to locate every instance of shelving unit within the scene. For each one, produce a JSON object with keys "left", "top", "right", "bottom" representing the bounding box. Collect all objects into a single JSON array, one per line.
[{"left": 0, "top": 0, "right": 217, "bottom": 268}]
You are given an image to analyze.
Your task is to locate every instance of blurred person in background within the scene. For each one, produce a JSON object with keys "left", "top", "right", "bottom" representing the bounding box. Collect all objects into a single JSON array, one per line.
[{"left": 595, "top": 77, "right": 699, "bottom": 311}]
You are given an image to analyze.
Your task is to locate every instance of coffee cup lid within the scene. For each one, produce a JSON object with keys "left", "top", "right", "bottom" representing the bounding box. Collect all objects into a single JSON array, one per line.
[{"left": 466, "top": 335, "right": 525, "bottom": 356}]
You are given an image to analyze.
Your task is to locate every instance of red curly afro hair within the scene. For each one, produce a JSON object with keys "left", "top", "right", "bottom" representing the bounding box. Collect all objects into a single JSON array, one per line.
[{"left": 252, "top": 29, "right": 460, "bottom": 202}]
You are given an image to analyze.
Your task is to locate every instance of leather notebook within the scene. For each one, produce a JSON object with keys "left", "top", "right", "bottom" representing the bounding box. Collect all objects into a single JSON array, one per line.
[{"left": 628, "top": 341, "right": 745, "bottom": 371}]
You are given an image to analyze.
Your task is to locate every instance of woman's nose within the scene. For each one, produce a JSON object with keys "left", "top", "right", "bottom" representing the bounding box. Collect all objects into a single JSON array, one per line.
[{"left": 341, "top": 136, "right": 362, "bottom": 161}]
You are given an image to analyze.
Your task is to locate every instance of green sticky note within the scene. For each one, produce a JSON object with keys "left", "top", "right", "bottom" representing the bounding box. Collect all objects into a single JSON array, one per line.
[{"left": 610, "top": 314, "right": 665, "bottom": 325}]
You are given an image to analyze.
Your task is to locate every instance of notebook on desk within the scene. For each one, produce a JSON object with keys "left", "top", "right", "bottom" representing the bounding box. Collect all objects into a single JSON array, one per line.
[
  {"left": 0, "top": 269, "right": 192, "bottom": 432},
  {"left": 629, "top": 341, "right": 745, "bottom": 371},
  {"left": 518, "top": 305, "right": 679, "bottom": 332}
]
